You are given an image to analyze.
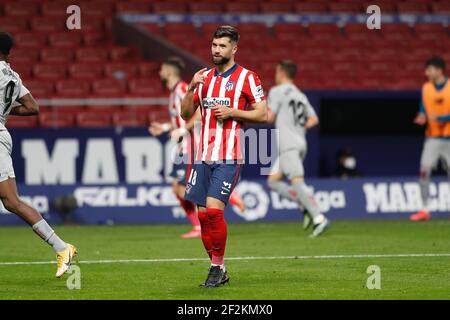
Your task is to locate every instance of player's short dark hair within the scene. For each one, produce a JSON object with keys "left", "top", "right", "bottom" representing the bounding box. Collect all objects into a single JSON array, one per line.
[
  {"left": 278, "top": 60, "right": 297, "bottom": 79},
  {"left": 426, "top": 56, "right": 445, "bottom": 71},
  {"left": 163, "top": 56, "right": 185, "bottom": 74},
  {"left": 0, "top": 32, "right": 14, "bottom": 56},
  {"left": 213, "top": 26, "right": 240, "bottom": 43}
]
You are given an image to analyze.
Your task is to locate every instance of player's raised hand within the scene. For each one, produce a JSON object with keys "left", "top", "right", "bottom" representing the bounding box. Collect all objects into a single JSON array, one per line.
[
  {"left": 212, "top": 104, "right": 234, "bottom": 121},
  {"left": 414, "top": 113, "right": 427, "bottom": 126},
  {"left": 188, "top": 68, "right": 207, "bottom": 91},
  {"left": 170, "top": 128, "right": 187, "bottom": 143}
]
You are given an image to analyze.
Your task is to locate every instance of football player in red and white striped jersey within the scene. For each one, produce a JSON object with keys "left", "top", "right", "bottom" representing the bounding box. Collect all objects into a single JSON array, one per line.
[
  {"left": 149, "top": 57, "right": 201, "bottom": 238},
  {"left": 181, "top": 26, "right": 267, "bottom": 287}
]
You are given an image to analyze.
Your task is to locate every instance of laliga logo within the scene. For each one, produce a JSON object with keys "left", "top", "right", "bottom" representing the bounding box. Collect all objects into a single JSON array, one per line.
[{"left": 232, "top": 181, "right": 270, "bottom": 221}]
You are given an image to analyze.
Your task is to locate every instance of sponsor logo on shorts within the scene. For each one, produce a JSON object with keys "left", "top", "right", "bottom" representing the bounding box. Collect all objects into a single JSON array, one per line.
[
  {"left": 221, "top": 181, "right": 232, "bottom": 195},
  {"left": 185, "top": 184, "right": 192, "bottom": 194}
]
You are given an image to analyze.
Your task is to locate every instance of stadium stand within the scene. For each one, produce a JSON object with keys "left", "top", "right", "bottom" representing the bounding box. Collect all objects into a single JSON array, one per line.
[{"left": 1, "top": 0, "right": 448, "bottom": 127}]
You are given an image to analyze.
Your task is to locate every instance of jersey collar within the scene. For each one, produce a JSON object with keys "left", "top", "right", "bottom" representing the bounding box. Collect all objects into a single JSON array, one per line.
[
  {"left": 214, "top": 63, "right": 238, "bottom": 78},
  {"left": 434, "top": 77, "right": 448, "bottom": 91}
]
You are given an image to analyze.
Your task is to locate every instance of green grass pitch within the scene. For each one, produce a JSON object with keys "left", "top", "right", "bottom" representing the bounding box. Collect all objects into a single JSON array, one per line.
[{"left": 0, "top": 220, "right": 449, "bottom": 300}]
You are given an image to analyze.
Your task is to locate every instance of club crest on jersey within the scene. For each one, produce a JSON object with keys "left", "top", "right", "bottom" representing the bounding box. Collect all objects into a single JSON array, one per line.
[
  {"left": 255, "top": 85, "right": 264, "bottom": 99},
  {"left": 202, "top": 97, "right": 231, "bottom": 109},
  {"left": 225, "top": 80, "right": 235, "bottom": 91}
]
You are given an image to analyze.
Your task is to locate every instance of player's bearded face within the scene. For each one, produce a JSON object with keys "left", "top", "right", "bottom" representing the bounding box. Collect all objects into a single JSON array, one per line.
[{"left": 211, "top": 38, "right": 235, "bottom": 66}]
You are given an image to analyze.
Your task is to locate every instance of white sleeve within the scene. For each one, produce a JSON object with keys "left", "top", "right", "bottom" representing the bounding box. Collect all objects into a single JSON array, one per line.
[
  {"left": 17, "top": 84, "right": 30, "bottom": 99},
  {"left": 304, "top": 96, "right": 317, "bottom": 118},
  {"left": 268, "top": 88, "right": 282, "bottom": 114}
]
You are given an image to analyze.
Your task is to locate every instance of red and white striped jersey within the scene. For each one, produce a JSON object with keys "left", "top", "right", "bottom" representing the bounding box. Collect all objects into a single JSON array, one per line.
[
  {"left": 168, "top": 80, "right": 191, "bottom": 155},
  {"left": 193, "top": 64, "right": 265, "bottom": 161},
  {"left": 169, "top": 80, "right": 188, "bottom": 130}
]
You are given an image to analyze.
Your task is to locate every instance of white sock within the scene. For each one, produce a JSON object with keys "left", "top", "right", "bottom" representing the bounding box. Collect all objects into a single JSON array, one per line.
[
  {"left": 291, "top": 182, "right": 325, "bottom": 224},
  {"left": 32, "top": 220, "right": 67, "bottom": 253},
  {"left": 313, "top": 214, "right": 325, "bottom": 225}
]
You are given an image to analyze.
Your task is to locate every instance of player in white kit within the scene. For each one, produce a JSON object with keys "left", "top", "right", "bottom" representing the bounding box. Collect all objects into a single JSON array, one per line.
[
  {"left": 0, "top": 32, "right": 76, "bottom": 277},
  {"left": 267, "top": 60, "right": 330, "bottom": 237}
]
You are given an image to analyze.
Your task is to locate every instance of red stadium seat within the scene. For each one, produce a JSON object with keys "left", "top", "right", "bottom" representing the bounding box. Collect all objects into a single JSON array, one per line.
[
  {"left": 236, "top": 23, "right": 269, "bottom": 36},
  {"left": 307, "top": 24, "right": 341, "bottom": 37},
  {"left": 116, "top": 2, "right": 152, "bottom": 13},
  {"left": 8, "top": 63, "right": 32, "bottom": 80},
  {"left": 403, "top": 61, "right": 427, "bottom": 73},
  {"left": 39, "top": 112, "right": 76, "bottom": 128},
  {"left": 76, "top": 112, "right": 112, "bottom": 128},
  {"left": 329, "top": 2, "right": 363, "bottom": 13},
  {"left": 6, "top": 116, "right": 38, "bottom": 128},
  {"left": 368, "top": 61, "right": 400, "bottom": 72},
  {"left": 273, "top": 24, "right": 304, "bottom": 34},
  {"left": 109, "top": 46, "right": 139, "bottom": 61},
  {"left": 30, "top": 17, "right": 66, "bottom": 33},
  {"left": 55, "top": 80, "right": 91, "bottom": 98},
  {"left": 33, "top": 64, "right": 67, "bottom": 80},
  {"left": 138, "top": 61, "right": 161, "bottom": 77},
  {"left": 397, "top": 2, "right": 430, "bottom": 13},
  {"left": 76, "top": 47, "right": 109, "bottom": 63},
  {"left": 92, "top": 79, "right": 126, "bottom": 97},
  {"left": 82, "top": 32, "right": 108, "bottom": 46},
  {"left": 295, "top": 2, "right": 329, "bottom": 13},
  {"left": 82, "top": 1, "right": 114, "bottom": 18},
  {"left": 68, "top": 63, "right": 104, "bottom": 80},
  {"left": 50, "top": 106, "right": 86, "bottom": 114},
  {"left": 200, "top": 23, "right": 225, "bottom": 38},
  {"left": 414, "top": 23, "right": 446, "bottom": 35},
  {"left": 152, "top": 2, "right": 188, "bottom": 13},
  {"left": 104, "top": 63, "right": 139, "bottom": 79},
  {"left": 189, "top": 2, "right": 224, "bottom": 13},
  {"left": 41, "top": 1, "right": 75, "bottom": 16},
  {"left": 363, "top": 1, "right": 397, "bottom": 13},
  {"left": 122, "top": 105, "right": 155, "bottom": 116},
  {"left": 0, "top": 17, "right": 29, "bottom": 33},
  {"left": 128, "top": 79, "right": 163, "bottom": 97},
  {"left": 81, "top": 18, "right": 106, "bottom": 33},
  {"left": 22, "top": 80, "right": 54, "bottom": 98},
  {"left": 432, "top": 2, "right": 450, "bottom": 13},
  {"left": 86, "top": 106, "right": 123, "bottom": 114},
  {"left": 225, "top": 2, "right": 260, "bottom": 13},
  {"left": 139, "top": 23, "right": 162, "bottom": 35},
  {"left": 356, "top": 76, "right": 385, "bottom": 90},
  {"left": 40, "top": 48, "right": 74, "bottom": 64},
  {"left": 3, "top": 1, "right": 39, "bottom": 17},
  {"left": 14, "top": 32, "right": 47, "bottom": 49},
  {"left": 260, "top": 2, "right": 294, "bottom": 13},
  {"left": 9, "top": 48, "right": 39, "bottom": 64},
  {"left": 112, "top": 111, "right": 148, "bottom": 127},
  {"left": 48, "top": 32, "right": 83, "bottom": 48},
  {"left": 148, "top": 108, "right": 171, "bottom": 123},
  {"left": 380, "top": 24, "right": 413, "bottom": 35},
  {"left": 165, "top": 23, "right": 198, "bottom": 36}
]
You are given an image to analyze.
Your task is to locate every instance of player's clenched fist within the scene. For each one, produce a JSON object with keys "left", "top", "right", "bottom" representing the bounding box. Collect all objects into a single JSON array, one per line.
[
  {"left": 188, "top": 68, "right": 207, "bottom": 92},
  {"left": 212, "top": 103, "right": 234, "bottom": 121}
]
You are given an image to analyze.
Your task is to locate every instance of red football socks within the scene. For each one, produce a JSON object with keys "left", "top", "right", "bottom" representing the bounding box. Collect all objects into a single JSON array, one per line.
[
  {"left": 198, "top": 209, "right": 212, "bottom": 259},
  {"left": 207, "top": 208, "right": 227, "bottom": 265},
  {"left": 177, "top": 195, "right": 200, "bottom": 228}
]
